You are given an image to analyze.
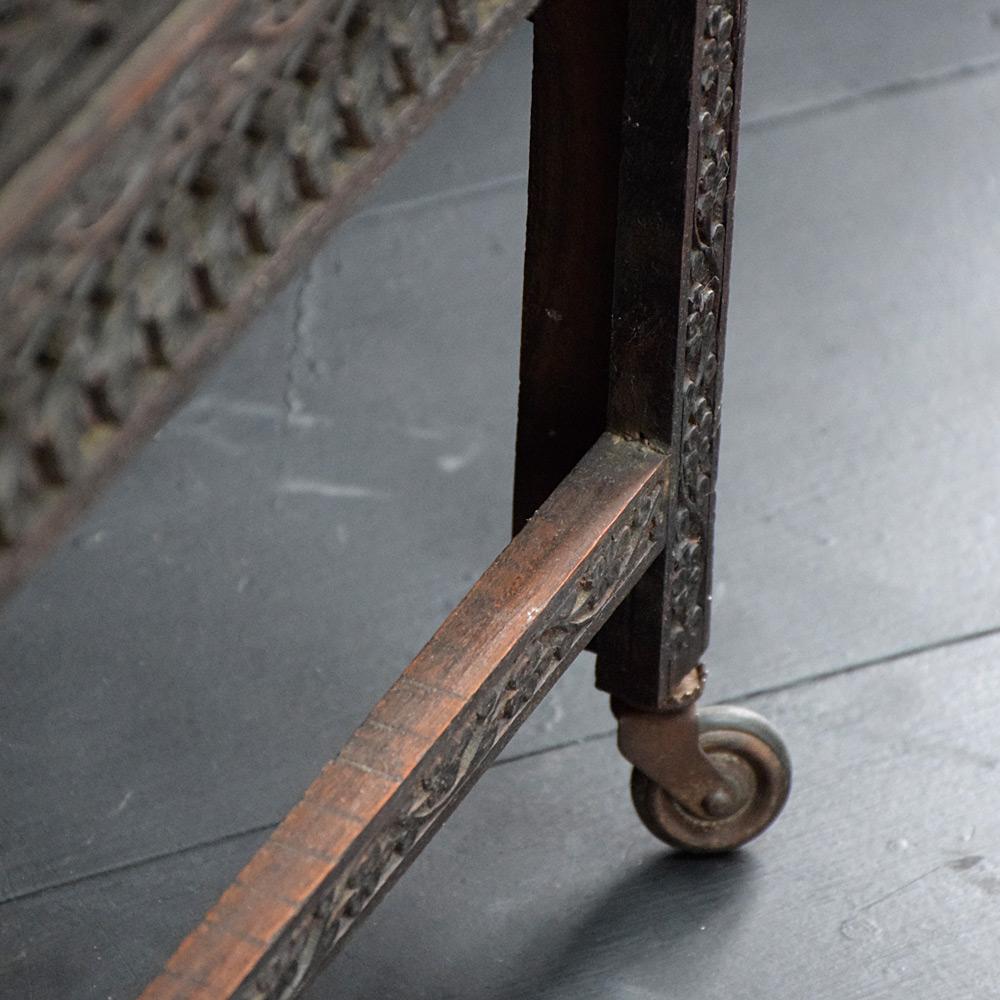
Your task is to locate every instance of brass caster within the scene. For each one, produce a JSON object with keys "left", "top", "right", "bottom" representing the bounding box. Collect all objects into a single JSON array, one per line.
[{"left": 629, "top": 705, "right": 791, "bottom": 854}]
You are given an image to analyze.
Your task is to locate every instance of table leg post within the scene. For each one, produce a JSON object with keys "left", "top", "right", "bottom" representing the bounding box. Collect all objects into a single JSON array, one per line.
[
  {"left": 592, "top": 0, "right": 793, "bottom": 851},
  {"left": 595, "top": 0, "right": 746, "bottom": 708},
  {"left": 512, "top": 0, "right": 628, "bottom": 534}
]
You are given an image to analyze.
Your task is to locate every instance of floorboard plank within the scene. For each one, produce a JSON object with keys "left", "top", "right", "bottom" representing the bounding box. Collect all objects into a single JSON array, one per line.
[{"left": 4, "top": 630, "right": 1000, "bottom": 998}]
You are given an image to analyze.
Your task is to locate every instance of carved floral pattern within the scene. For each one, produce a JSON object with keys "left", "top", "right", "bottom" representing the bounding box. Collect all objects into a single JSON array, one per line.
[
  {"left": 0, "top": 0, "right": 482, "bottom": 547},
  {"left": 668, "top": 0, "right": 739, "bottom": 659},
  {"left": 0, "top": 1, "right": 181, "bottom": 185},
  {"left": 235, "top": 473, "right": 664, "bottom": 999}
]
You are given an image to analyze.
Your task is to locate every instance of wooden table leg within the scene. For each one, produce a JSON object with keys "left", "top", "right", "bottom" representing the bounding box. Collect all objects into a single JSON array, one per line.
[
  {"left": 511, "top": 0, "right": 627, "bottom": 534},
  {"left": 515, "top": 0, "right": 790, "bottom": 848},
  {"left": 595, "top": 0, "right": 746, "bottom": 707},
  {"left": 141, "top": 4, "right": 792, "bottom": 993},
  {"left": 593, "top": 0, "right": 792, "bottom": 854}
]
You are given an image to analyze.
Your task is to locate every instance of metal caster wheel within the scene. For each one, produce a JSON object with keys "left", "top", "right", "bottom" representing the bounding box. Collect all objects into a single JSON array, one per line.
[{"left": 630, "top": 705, "right": 791, "bottom": 854}]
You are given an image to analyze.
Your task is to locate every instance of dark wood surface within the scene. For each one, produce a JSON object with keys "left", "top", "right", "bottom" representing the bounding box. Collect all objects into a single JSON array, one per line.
[
  {"left": 317, "top": 632, "right": 1000, "bottom": 999},
  {"left": 596, "top": 0, "right": 746, "bottom": 707},
  {"left": 3, "top": 1, "right": 1000, "bottom": 995},
  {"left": 511, "top": 0, "right": 624, "bottom": 534}
]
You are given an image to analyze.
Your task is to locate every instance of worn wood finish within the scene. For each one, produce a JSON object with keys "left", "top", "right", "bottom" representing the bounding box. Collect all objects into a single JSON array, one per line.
[
  {"left": 141, "top": 433, "right": 666, "bottom": 999},
  {"left": 2, "top": 0, "right": 764, "bottom": 989},
  {"left": 0, "top": 0, "right": 182, "bottom": 189},
  {"left": 0, "top": 0, "right": 538, "bottom": 604},
  {"left": 596, "top": 0, "right": 746, "bottom": 708},
  {"left": 510, "top": 0, "right": 626, "bottom": 533},
  {"left": 8, "top": 64, "right": 1000, "bottom": 905}
]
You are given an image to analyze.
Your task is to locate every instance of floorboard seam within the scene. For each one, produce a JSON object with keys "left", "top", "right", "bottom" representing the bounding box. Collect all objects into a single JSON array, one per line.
[
  {"left": 731, "top": 622, "right": 1000, "bottom": 703},
  {"left": 0, "top": 822, "right": 278, "bottom": 909},
  {"left": 6, "top": 623, "right": 1000, "bottom": 909},
  {"left": 353, "top": 53, "right": 1000, "bottom": 227},
  {"left": 742, "top": 52, "right": 1000, "bottom": 133},
  {"left": 496, "top": 623, "right": 1000, "bottom": 768},
  {"left": 353, "top": 171, "right": 530, "bottom": 223}
]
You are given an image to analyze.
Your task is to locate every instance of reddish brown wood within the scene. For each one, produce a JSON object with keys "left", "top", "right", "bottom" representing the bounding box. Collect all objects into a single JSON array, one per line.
[
  {"left": 511, "top": 0, "right": 627, "bottom": 533},
  {"left": 141, "top": 434, "right": 667, "bottom": 1000},
  {"left": 0, "top": 0, "right": 244, "bottom": 254},
  {"left": 512, "top": 0, "right": 747, "bottom": 711}
]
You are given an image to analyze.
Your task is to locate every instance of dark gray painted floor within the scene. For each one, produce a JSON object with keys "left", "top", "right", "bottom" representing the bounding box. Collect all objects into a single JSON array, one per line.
[
  {"left": 3, "top": 2, "right": 1000, "bottom": 997},
  {"left": 6, "top": 633, "right": 1000, "bottom": 1000}
]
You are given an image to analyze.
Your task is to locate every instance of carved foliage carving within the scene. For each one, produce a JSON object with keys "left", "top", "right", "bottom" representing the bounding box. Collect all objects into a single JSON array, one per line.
[
  {"left": 668, "top": 0, "right": 739, "bottom": 660},
  {"left": 0, "top": 0, "right": 480, "bottom": 547},
  {"left": 236, "top": 475, "right": 664, "bottom": 999},
  {"left": 0, "top": 1, "right": 180, "bottom": 185}
]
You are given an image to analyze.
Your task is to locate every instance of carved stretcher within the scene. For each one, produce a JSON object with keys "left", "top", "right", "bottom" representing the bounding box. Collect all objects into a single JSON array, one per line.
[{"left": 0, "top": 1, "right": 791, "bottom": 997}]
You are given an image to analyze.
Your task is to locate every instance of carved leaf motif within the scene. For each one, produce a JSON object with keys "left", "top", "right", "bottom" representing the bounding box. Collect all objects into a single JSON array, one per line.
[
  {"left": 669, "top": 0, "right": 739, "bottom": 659},
  {"left": 0, "top": 0, "right": 497, "bottom": 547},
  {"left": 231, "top": 474, "right": 663, "bottom": 999}
]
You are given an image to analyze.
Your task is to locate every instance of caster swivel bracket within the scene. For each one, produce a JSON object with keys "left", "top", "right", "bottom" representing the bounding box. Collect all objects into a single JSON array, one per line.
[{"left": 615, "top": 701, "right": 741, "bottom": 820}]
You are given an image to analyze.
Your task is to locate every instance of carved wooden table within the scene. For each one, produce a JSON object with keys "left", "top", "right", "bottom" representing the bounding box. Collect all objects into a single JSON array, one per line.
[{"left": 0, "top": 1, "right": 792, "bottom": 997}]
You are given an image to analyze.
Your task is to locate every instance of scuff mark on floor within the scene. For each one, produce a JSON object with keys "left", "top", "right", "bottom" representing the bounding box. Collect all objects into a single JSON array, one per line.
[
  {"left": 437, "top": 440, "right": 483, "bottom": 473},
  {"left": 165, "top": 422, "right": 245, "bottom": 458},
  {"left": 109, "top": 791, "right": 133, "bottom": 817},
  {"left": 278, "top": 479, "right": 390, "bottom": 501}
]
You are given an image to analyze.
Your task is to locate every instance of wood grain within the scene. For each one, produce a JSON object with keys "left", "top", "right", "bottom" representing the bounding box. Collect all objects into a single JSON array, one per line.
[
  {"left": 141, "top": 433, "right": 666, "bottom": 999},
  {"left": 3, "top": 3, "right": 1000, "bottom": 995},
  {"left": 322, "top": 630, "right": 1000, "bottom": 999},
  {"left": 6, "top": 626, "right": 1000, "bottom": 999},
  {"left": 7, "top": 21, "right": 1000, "bottom": 907}
]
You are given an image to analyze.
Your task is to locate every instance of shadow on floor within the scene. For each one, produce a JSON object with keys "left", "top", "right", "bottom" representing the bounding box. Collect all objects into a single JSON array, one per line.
[{"left": 475, "top": 852, "right": 761, "bottom": 1000}]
